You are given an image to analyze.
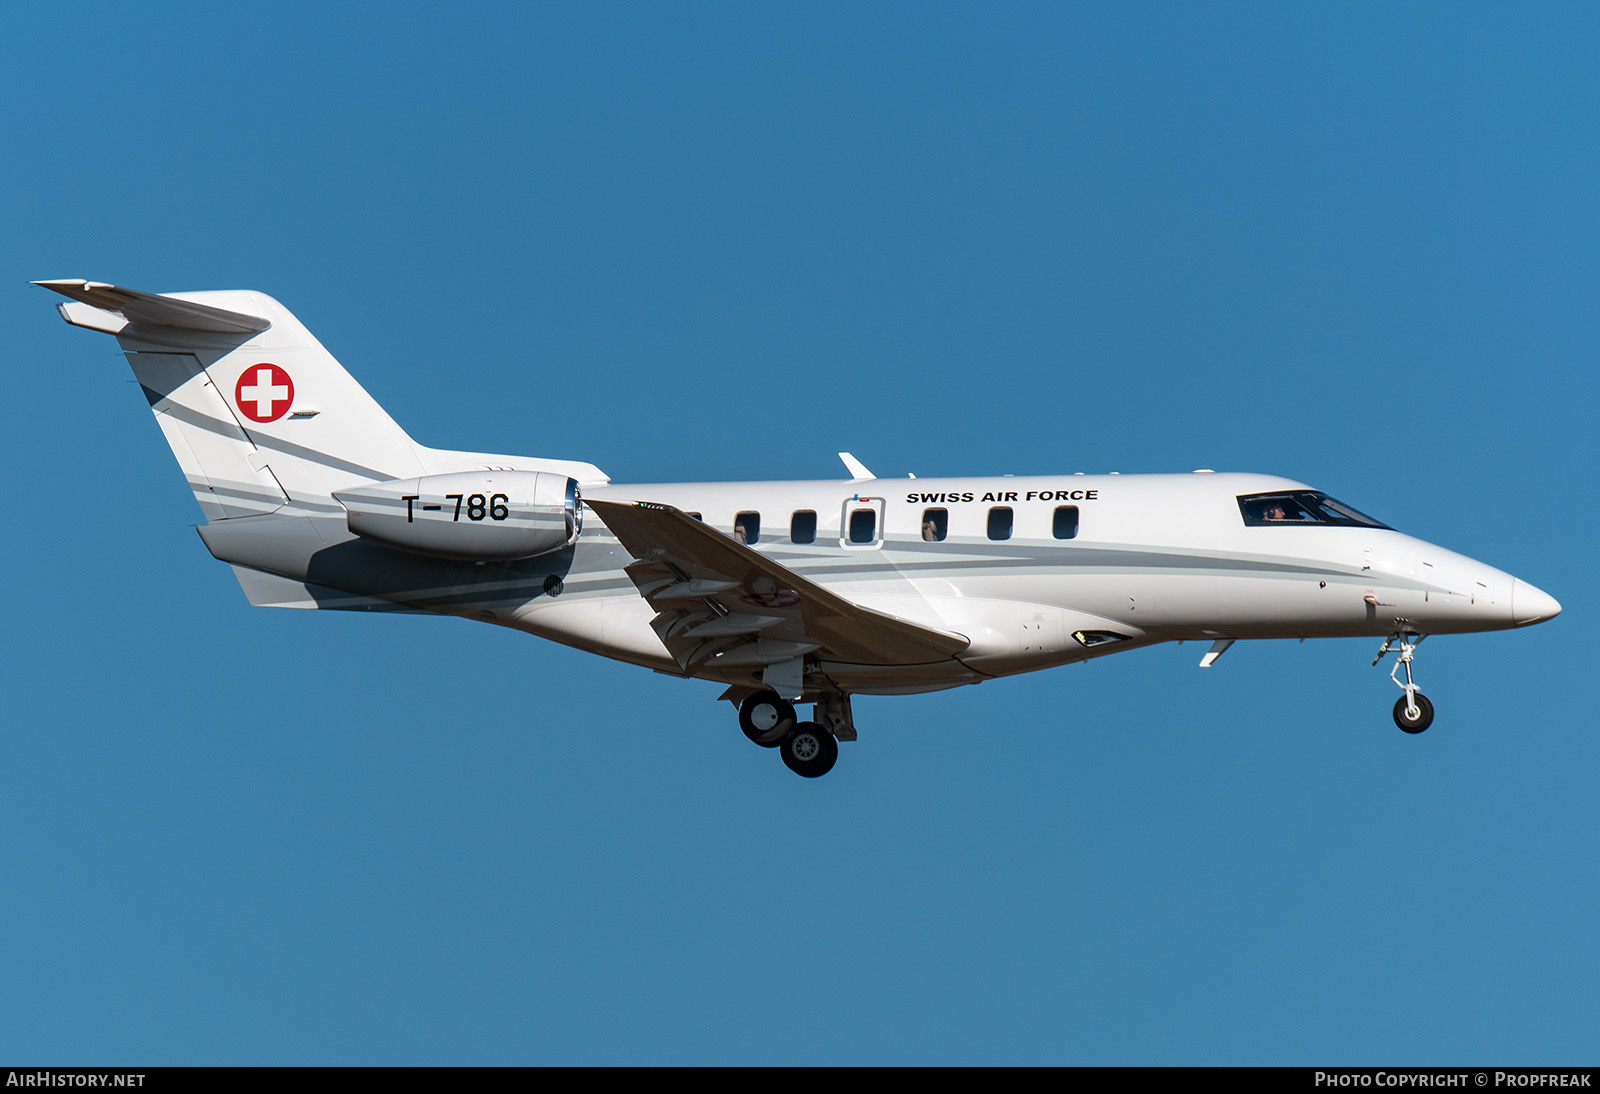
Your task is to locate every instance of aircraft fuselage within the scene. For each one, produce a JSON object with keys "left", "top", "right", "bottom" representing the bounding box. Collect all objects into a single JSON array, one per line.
[{"left": 491, "top": 471, "right": 1553, "bottom": 693}]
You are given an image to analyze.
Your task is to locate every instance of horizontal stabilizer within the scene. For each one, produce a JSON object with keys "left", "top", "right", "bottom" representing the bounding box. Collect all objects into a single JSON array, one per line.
[
  {"left": 228, "top": 565, "right": 429, "bottom": 613},
  {"left": 34, "top": 279, "right": 271, "bottom": 334}
]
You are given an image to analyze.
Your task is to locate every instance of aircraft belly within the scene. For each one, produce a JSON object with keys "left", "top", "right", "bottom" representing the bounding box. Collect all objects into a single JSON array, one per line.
[
  {"left": 919, "top": 594, "right": 1145, "bottom": 674},
  {"left": 814, "top": 662, "right": 986, "bottom": 694},
  {"left": 514, "top": 594, "right": 678, "bottom": 672}
]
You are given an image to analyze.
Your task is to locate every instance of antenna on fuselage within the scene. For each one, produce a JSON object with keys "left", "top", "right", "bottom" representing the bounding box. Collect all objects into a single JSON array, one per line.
[{"left": 838, "top": 453, "right": 875, "bottom": 482}]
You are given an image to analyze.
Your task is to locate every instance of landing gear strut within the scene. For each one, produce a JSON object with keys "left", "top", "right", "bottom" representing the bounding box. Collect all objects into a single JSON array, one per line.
[{"left": 1374, "top": 633, "right": 1433, "bottom": 734}]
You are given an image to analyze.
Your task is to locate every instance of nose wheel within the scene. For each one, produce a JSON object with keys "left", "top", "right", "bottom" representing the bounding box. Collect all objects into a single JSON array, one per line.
[
  {"left": 1393, "top": 692, "right": 1434, "bottom": 734},
  {"left": 1374, "top": 633, "right": 1434, "bottom": 734}
]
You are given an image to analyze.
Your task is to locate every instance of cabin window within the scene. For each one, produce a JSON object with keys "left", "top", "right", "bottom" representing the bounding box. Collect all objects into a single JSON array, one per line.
[
  {"left": 987, "top": 506, "right": 1013, "bottom": 541},
  {"left": 734, "top": 511, "right": 760, "bottom": 545},
  {"left": 1053, "top": 505, "right": 1079, "bottom": 540},
  {"left": 921, "top": 508, "right": 948, "bottom": 542},
  {"left": 848, "top": 508, "right": 877, "bottom": 544},
  {"left": 686, "top": 512, "right": 702, "bottom": 521},
  {"left": 1237, "top": 491, "right": 1390, "bottom": 529},
  {"left": 790, "top": 510, "right": 817, "bottom": 544}
]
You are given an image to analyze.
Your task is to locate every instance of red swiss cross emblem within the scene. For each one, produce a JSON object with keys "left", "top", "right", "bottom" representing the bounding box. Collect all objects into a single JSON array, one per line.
[{"left": 235, "top": 363, "right": 295, "bottom": 423}]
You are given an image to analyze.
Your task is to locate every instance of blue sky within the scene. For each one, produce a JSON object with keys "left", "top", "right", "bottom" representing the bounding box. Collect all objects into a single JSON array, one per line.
[{"left": 2, "top": 3, "right": 1595, "bottom": 1064}]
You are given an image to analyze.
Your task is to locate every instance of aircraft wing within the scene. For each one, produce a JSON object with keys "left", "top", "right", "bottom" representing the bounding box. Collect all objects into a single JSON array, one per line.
[{"left": 586, "top": 498, "right": 970, "bottom": 673}]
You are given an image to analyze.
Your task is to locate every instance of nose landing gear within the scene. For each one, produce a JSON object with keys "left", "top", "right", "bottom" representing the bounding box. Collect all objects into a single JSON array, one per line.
[{"left": 1374, "top": 633, "right": 1434, "bottom": 734}]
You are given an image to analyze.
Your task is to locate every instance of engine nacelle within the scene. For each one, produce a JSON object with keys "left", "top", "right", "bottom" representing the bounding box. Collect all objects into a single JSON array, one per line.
[{"left": 334, "top": 471, "right": 581, "bottom": 562}]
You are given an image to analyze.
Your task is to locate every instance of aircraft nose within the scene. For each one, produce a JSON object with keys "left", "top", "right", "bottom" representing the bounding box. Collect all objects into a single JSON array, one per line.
[{"left": 1512, "top": 579, "right": 1562, "bottom": 627}]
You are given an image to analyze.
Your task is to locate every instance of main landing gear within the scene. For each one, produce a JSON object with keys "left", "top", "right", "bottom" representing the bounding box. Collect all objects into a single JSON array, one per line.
[
  {"left": 736, "top": 691, "right": 843, "bottom": 778},
  {"left": 1373, "top": 633, "right": 1434, "bottom": 734}
]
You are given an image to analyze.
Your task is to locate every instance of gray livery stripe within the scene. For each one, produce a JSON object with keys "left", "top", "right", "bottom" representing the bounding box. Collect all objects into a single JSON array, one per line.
[
  {"left": 150, "top": 394, "right": 399, "bottom": 483},
  {"left": 570, "top": 531, "right": 1397, "bottom": 590},
  {"left": 545, "top": 553, "right": 1425, "bottom": 606},
  {"left": 196, "top": 478, "right": 344, "bottom": 514}
]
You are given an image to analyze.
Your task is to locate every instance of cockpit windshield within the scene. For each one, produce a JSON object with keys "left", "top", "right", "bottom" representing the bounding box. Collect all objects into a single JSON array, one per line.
[{"left": 1237, "top": 490, "right": 1391, "bottom": 529}]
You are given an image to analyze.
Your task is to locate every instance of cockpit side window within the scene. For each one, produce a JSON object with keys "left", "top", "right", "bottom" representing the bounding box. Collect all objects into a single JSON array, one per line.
[{"left": 1238, "top": 491, "right": 1390, "bottom": 529}]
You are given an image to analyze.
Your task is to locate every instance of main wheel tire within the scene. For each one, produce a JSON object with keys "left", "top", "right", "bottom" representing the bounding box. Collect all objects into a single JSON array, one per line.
[
  {"left": 781, "top": 721, "right": 838, "bottom": 778},
  {"left": 1393, "top": 692, "right": 1435, "bottom": 734},
  {"left": 739, "top": 691, "right": 796, "bottom": 747}
]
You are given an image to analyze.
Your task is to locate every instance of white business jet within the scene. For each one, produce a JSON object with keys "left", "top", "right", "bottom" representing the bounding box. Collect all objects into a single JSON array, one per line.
[{"left": 38, "top": 280, "right": 1562, "bottom": 778}]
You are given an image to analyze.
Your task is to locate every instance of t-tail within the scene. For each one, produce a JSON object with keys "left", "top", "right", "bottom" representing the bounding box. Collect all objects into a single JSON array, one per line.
[{"left": 38, "top": 279, "right": 606, "bottom": 609}]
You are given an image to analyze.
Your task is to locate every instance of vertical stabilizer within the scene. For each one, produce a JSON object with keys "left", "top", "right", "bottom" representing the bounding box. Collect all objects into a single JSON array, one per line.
[{"left": 40, "top": 281, "right": 428, "bottom": 520}]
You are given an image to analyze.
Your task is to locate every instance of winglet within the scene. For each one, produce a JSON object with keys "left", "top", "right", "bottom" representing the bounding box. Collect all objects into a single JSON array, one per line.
[
  {"left": 34, "top": 279, "right": 271, "bottom": 334},
  {"left": 838, "top": 452, "right": 874, "bottom": 481}
]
